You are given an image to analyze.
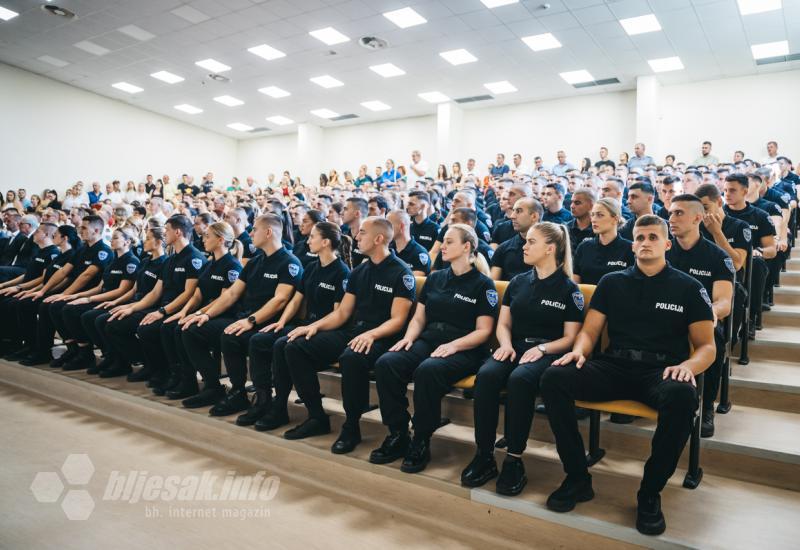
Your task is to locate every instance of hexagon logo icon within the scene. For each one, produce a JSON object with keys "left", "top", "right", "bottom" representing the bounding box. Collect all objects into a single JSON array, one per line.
[
  {"left": 30, "top": 454, "right": 96, "bottom": 520},
  {"left": 30, "top": 472, "right": 64, "bottom": 503}
]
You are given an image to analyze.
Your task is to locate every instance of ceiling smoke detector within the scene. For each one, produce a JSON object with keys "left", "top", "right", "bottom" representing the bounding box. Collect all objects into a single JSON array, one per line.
[
  {"left": 208, "top": 73, "right": 230, "bottom": 82},
  {"left": 41, "top": 4, "right": 76, "bottom": 18},
  {"left": 358, "top": 36, "right": 388, "bottom": 50}
]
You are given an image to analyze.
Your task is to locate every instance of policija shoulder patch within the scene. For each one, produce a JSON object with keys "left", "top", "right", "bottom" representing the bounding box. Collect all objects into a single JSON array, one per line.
[
  {"left": 572, "top": 290, "right": 585, "bottom": 311},
  {"left": 700, "top": 287, "right": 713, "bottom": 308},
  {"left": 228, "top": 270, "right": 240, "bottom": 283},
  {"left": 402, "top": 274, "right": 415, "bottom": 291},
  {"left": 288, "top": 264, "right": 300, "bottom": 277},
  {"left": 724, "top": 257, "right": 735, "bottom": 274},
  {"left": 486, "top": 289, "right": 498, "bottom": 307},
  {"left": 191, "top": 258, "right": 203, "bottom": 270}
]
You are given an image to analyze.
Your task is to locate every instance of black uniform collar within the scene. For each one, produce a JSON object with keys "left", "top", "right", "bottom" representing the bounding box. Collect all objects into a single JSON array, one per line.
[
  {"left": 598, "top": 235, "right": 621, "bottom": 248},
  {"left": 529, "top": 267, "right": 561, "bottom": 285},
  {"left": 670, "top": 235, "right": 703, "bottom": 254},
  {"left": 630, "top": 262, "right": 671, "bottom": 280},
  {"left": 446, "top": 265, "right": 479, "bottom": 282},
  {"left": 367, "top": 250, "right": 396, "bottom": 267},
  {"left": 726, "top": 203, "right": 753, "bottom": 215}
]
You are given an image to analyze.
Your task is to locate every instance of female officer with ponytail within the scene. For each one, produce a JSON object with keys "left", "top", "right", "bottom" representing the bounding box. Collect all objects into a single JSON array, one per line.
[
  {"left": 573, "top": 198, "right": 634, "bottom": 285},
  {"left": 462, "top": 222, "right": 583, "bottom": 496},
  {"left": 371, "top": 224, "right": 498, "bottom": 473},
  {"left": 236, "top": 221, "right": 352, "bottom": 429}
]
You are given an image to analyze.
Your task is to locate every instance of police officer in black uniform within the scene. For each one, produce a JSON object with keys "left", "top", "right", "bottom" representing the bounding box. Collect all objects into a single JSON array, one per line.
[
  {"left": 103, "top": 215, "right": 205, "bottom": 382},
  {"left": 388, "top": 210, "right": 430, "bottom": 276},
  {"left": 238, "top": 221, "right": 351, "bottom": 430},
  {"left": 0, "top": 222, "right": 60, "bottom": 355},
  {"left": 22, "top": 215, "right": 112, "bottom": 366},
  {"left": 179, "top": 214, "right": 302, "bottom": 414},
  {"left": 541, "top": 183, "right": 574, "bottom": 224},
  {"left": 227, "top": 207, "right": 260, "bottom": 264},
  {"left": 619, "top": 181, "right": 658, "bottom": 241},
  {"left": 572, "top": 198, "right": 635, "bottom": 285},
  {"left": 371, "top": 224, "right": 497, "bottom": 472},
  {"left": 565, "top": 188, "right": 595, "bottom": 253},
  {"left": 58, "top": 227, "right": 141, "bottom": 371},
  {"left": 462, "top": 222, "right": 583, "bottom": 493},
  {"left": 722, "top": 174, "right": 776, "bottom": 334},
  {"left": 666, "top": 194, "right": 734, "bottom": 438},
  {"left": 11, "top": 225, "right": 79, "bottom": 363},
  {"left": 541, "top": 215, "right": 715, "bottom": 536},
  {"left": 292, "top": 209, "right": 325, "bottom": 267},
  {"left": 407, "top": 191, "right": 440, "bottom": 251},
  {"left": 491, "top": 198, "right": 542, "bottom": 281},
  {"left": 163, "top": 221, "right": 243, "bottom": 399},
  {"left": 283, "top": 217, "right": 415, "bottom": 453},
  {"left": 83, "top": 225, "right": 168, "bottom": 377}
]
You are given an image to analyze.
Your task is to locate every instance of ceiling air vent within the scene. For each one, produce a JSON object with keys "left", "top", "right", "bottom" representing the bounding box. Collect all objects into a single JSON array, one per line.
[
  {"left": 358, "top": 36, "right": 389, "bottom": 50},
  {"left": 248, "top": 127, "right": 270, "bottom": 133},
  {"left": 208, "top": 73, "right": 230, "bottom": 83},
  {"left": 455, "top": 94, "right": 494, "bottom": 104},
  {"left": 756, "top": 53, "right": 800, "bottom": 65},
  {"left": 573, "top": 77, "right": 620, "bottom": 89},
  {"left": 331, "top": 114, "right": 359, "bottom": 121},
  {"left": 41, "top": 4, "right": 77, "bottom": 18}
]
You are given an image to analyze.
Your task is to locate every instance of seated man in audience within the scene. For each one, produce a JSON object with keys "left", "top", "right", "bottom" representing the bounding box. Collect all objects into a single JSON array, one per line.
[
  {"left": 225, "top": 207, "right": 259, "bottom": 264},
  {"left": 541, "top": 182, "right": 573, "bottom": 224},
  {"left": 565, "top": 188, "right": 595, "bottom": 252},
  {"left": 619, "top": 181, "right": 658, "bottom": 240},
  {"left": 429, "top": 190, "right": 491, "bottom": 261},
  {"left": 0, "top": 213, "right": 39, "bottom": 282},
  {"left": 342, "top": 197, "right": 369, "bottom": 266},
  {"left": 368, "top": 196, "right": 389, "bottom": 218},
  {"left": 432, "top": 208, "right": 493, "bottom": 271},
  {"left": 599, "top": 178, "right": 634, "bottom": 220},
  {"left": 406, "top": 191, "right": 439, "bottom": 251},
  {"left": 490, "top": 198, "right": 541, "bottom": 281},
  {"left": 542, "top": 215, "right": 715, "bottom": 536},
  {"left": 388, "top": 210, "right": 430, "bottom": 276},
  {"left": 491, "top": 183, "right": 532, "bottom": 249}
]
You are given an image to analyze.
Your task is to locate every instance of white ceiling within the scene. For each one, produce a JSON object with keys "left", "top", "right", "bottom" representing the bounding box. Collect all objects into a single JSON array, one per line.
[{"left": 0, "top": 0, "right": 798, "bottom": 139}]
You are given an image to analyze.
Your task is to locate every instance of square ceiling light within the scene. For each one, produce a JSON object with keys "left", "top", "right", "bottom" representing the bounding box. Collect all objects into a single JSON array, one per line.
[
  {"left": 117, "top": 25, "right": 155, "bottom": 41},
  {"left": 738, "top": 0, "right": 781, "bottom": 15},
  {"left": 310, "top": 75, "right": 344, "bottom": 88},
  {"left": 214, "top": 95, "right": 244, "bottom": 107},
  {"left": 266, "top": 115, "right": 294, "bottom": 126},
  {"left": 310, "top": 108, "right": 340, "bottom": 119},
  {"left": 309, "top": 27, "right": 349, "bottom": 45},
  {"left": 559, "top": 70, "right": 594, "bottom": 84},
  {"left": 521, "top": 32, "right": 562, "bottom": 52},
  {"left": 174, "top": 104, "right": 203, "bottom": 114},
  {"left": 0, "top": 6, "right": 19, "bottom": 20},
  {"left": 361, "top": 100, "right": 391, "bottom": 111},
  {"left": 383, "top": 7, "right": 427, "bottom": 28},
  {"left": 440, "top": 48, "right": 477, "bottom": 65},
  {"left": 480, "top": 0, "right": 518, "bottom": 7},
  {"left": 648, "top": 56, "right": 684, "bottom": 73},
  {"left": 227, "top": 123, "right": 253, "bottom": 132},
  {"left": 258, "top": 86, "right": 291, "bottom": 98},
  {"left": 150, "top": 70, "right": 184, "bottom": 84},
  {"left": 751, "top": 40, "right": 789, "bottom": 59},
  {"left": 248, "top": 44, "right": 286, "bottom": 61},
  {"left": 418, "top": 91, "right": 450, "bottom": 103},
  {"left": 619, "top": 14, "right": 661, "bottom": 35},
  {"left": 111, "top": 82, "right": 143, "bottom": 94},
  {"left": 195, "top": 58, "right": 230, "bottom": 72},
  {"left": 370, "top": 63, "right": 406, "bottom": 78},
  {"left": 484, "top": 80, "right": 517, "bottom": 94}
]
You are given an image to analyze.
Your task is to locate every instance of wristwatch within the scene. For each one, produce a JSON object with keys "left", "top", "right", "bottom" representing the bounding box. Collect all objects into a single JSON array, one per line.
[
  {"left": 158, "top": 306, "right": 167, "bottom": 316},
  {"left": 247, "top": 315, "right": 257, "bottom": 326},
  {"left": 537, "top": 343, "right": 547, "bottom": 354}
]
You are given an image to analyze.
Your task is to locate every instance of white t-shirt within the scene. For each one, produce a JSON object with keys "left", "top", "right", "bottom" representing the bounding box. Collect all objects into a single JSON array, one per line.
[
  {"left": 409, "top": 159, "right": 428, "bottom": 180},
  {"left": 108, "top": 191, "right": 124, "bottom": 205}
]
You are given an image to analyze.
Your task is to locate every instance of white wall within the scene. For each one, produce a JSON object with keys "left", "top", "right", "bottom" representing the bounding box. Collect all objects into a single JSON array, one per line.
[
  {"left": 0, "top": 63, "right": 237, "bottom": 196},
  {"left": 236, "top": 132, "right": 298, "bottom": 181},
  {"left": 657, "top": 70, "right": 800, "bottom": 164}
]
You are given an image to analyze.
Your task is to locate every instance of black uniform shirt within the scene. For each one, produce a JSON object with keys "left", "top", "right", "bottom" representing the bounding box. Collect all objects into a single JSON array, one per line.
[
  {"left": 237, "top": 247, "right": 303, "bottom": 317},
  {"left": 491, "top": 219, "right": 515, "bottom": 245},
  {"left": 292, "top": 238, "right": 319, "bottom": 268},
  {"left": 566, "top": 219, "right": 594, "bottom": 252},
  {"left": 764, "top": 187, "right": 790, "bottom": 210},
  {"left": 503, "top": 269, "right": 584, "bottom": 341},
  {"left": 591, "top": 264, "right": 714, "bottom": 362},
  {"left": 70, "top": 240, "right": 113, "bottom": 288},
  {"left": 573, "top": 236, "right": 635, "bottom": 285},
  {"left": 667, "top": 237, "right": 735, "bottom": 296},
  {"left": 160, "top": 244, "right": 207, "bottom": 305},
  {"left": 410, "top": 218, "right": 440, "bottom": 251},
  {"left": 542, "top": 207, "right": 574, "bottom": 225},
  {"left": 753, "top": 197, "right": 782, "bottom": 218},
  {"left": 723, "top": 203, "right": 776, "bottom": 243},
  {"left": 491, "top": 233, "right": 529, "bottom": 281},
  {"left": 198, "top": 252, "right": 242, "bottom": 306},
  {"left": 43, "top": 248, "right": 76, "bottom": 284},
  {"left": 346, "top": 251, "right": 415, "bottom": 327},
  {"left": 101, "top": 250, "right": 140, "bottom": 291},
  {"left": 393, "top": 238, "right": 430, "bottom": 275},
  {"left": 419, "top": 267, "right": 498, "bottom": 335},
  {"left": 134, "top": 255, "right": 168, "bottom": 300},
  {"left": 438, "top": 220, "right": 492, "bottom": 245},
  {"left": 700, "top": 214, "right": 752, "bottom": 254},
  {"left": 297, "top": 258, "right": 350, "bottom": 322},
  {"left": 24, "top": 244, "right": 59, "bottom": 282}
]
